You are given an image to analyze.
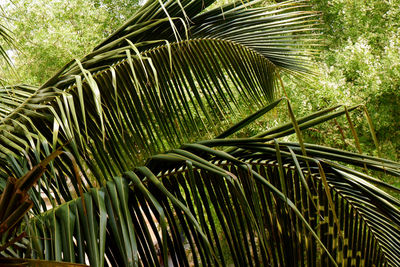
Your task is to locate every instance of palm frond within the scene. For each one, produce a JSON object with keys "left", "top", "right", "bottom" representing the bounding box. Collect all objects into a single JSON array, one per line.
[
  {"left": 0, "top": 100, "right": 398, "bottom": 266},
  {"left": 7, "top": 137, "right": 397, "bottom": 266},
  {"left": 0, "top": 0, "right": 321, "bottom": 181},
  {"left": 191, "top": 0, "right": 322, "bottom": 73},
  {"left": 2, "top": 1, "right": 398, "bottom": 266}
]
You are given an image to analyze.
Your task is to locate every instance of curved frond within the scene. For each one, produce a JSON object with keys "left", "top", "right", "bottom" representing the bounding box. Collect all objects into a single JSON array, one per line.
[
  {"left": 0, "top": 0, "right": 321, "bottom": 181},
  {"left": 3, "top": 1, "right": 396, "bottom": 266},
  {"left": 7, "top": 138, "right": 398, "bottom": 266},
  {"left": 1, "top": 92, "right": 399, "bottom": 266},
  {"left": 191, "top": 0, "right": 322, "bottom": 73}
]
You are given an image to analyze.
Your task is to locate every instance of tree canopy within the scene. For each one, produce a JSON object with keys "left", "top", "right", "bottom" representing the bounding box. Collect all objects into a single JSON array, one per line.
[
  {"left": 285, "top": 0, "right": 400, "bottom": 161},
  {"left": 0, "top": 0, "right": 140, "bottom": 85}
]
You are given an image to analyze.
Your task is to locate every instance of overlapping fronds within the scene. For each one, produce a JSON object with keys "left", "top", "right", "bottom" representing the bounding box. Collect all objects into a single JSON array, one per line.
[
  {"left": 8, "top": 134, "right": 398, "bottom": 266},
  {"left": 0, "top": 149, "right": 85, "bottom": 264},
  {"left": 191, "top": 0, "right": 322, "bottom": 73},
  {"left": 2, "top": 0, "right": 399, "bottom": 266},
  {"left": 0, "top": 0, "right": 321, "bottom": 182},
  {"left": 0, "top": 99, "right": 398, "bottom": 266}
]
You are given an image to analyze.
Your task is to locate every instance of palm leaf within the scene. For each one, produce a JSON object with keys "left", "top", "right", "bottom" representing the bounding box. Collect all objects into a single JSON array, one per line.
[
  {"left": 1, "top": 95, "right": 399, "bottom": 266},
  {"left": 2, "top": 0, "right": 399, "bottom": 266},
  {"left": 0, "top": 0, "right": 320, "bottom": 181},
  {"left": 6, "top": 137, "right": 396, "bottom": 266}
]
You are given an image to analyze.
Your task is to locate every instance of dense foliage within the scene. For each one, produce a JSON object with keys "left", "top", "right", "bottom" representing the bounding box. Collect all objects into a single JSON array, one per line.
[
  {"left": 285, "top": 0, "right": 400, "bottom": 161},
  {"left": 2, "top": 0, "right": 399, "bottom": 160},
  {"left": 0, "top": 0, "right": 399, "bottom": 266},
  {"left": 0, "top": 0, "right": 139, "bottom": 85},
  {"left": 2, "top": 0, "right": 398, "bottom": 159}
]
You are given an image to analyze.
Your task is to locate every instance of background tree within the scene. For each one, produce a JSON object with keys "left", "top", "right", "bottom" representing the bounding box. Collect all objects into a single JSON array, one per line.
[
  {"left": 0, "top": 0, "right": 140, "bottom": 85},
  {"left": 284, "top": 0, "right": 400, "bottom": 162}
]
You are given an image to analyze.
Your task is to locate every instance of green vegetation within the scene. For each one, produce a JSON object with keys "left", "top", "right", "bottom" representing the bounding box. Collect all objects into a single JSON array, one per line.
[
  {"left": 0, "top": 0, "right": 399, "bottom": 266},
  {"left": 0, "top": 0, "right": 139, "bottom": 85},
  {"left": 285, "top": 0, "right": 400, "bottom": 160}
]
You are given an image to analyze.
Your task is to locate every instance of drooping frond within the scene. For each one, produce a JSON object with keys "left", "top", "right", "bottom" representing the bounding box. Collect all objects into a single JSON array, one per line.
[
  {"left": 0, "top": 0, "right": 321, "bottom": 182},
  {"left": 9, "top": 137, "right": 399, "bottom": 266},
  {"left": 1, "top": 89, "right": 399, "bottom": 266},
  {"left": 3, "top": 1, "right": 397, "bottom": 266},
  {"left": 191, "top": 0, "right": 322, "bottom": 73}
]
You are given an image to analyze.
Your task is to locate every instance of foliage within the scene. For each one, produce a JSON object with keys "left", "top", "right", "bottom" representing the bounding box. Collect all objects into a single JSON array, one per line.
[
  {"left": 0, "top": 0, "right": 319, "bottom": 178},
  {"left": 0, "top": 7, "right": 14, "bottom": 68},
  {"left": 25, "top": 128, "right": 400, "bottom": 266},
  {"left": 4, "top": 102, "right": 400, "bottom": 266},
  {"left": 0, "top": 0, "right": 400, "bottom": 266},
  {"left": 283, "top": 0, "right": 400, "bottom": 160},
  {"left": 0, "top": 150, "right": 87, "bottom": 267},
  {"left": 0, "top": 0, "right": 140, "bottom": 85}
]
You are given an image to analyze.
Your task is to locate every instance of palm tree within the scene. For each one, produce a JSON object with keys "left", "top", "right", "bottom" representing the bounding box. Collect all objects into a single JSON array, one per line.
[{"left": 0, "top": 0, "right": 400, "bottom": 266}]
